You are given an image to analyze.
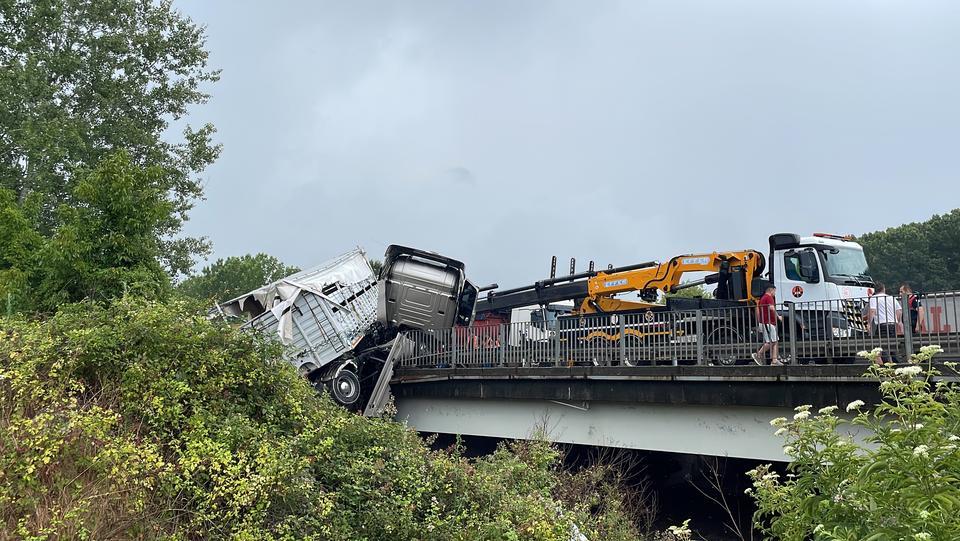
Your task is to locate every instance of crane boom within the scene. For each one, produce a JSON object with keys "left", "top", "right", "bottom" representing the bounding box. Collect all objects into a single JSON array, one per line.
[
  {"left": 579, "top": 250, "right": 765, "bottom": 313},
  {"left": 476, "top": 250, "right": 766, "bottom": 317}
]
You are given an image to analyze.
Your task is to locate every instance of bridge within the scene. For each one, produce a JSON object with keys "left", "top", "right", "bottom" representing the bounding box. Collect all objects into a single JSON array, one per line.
[{"left": 383, "top": 297, "right": 960, "bottom": 461}]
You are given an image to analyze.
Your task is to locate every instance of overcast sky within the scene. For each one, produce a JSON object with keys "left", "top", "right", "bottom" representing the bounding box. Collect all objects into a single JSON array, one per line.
[{"left": 176, "top": 0, "right": 960, "bottom": 287}]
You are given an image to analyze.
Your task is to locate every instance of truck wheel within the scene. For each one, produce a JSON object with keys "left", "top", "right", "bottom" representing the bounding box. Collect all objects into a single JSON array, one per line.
[{"left": 329, "top": 369, "right": 361, "bottom": 406}]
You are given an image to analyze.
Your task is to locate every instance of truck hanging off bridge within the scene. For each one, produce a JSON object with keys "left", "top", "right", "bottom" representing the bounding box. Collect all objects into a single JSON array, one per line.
[{"left": 215, "top": 245, "right": 484, "bottom": 412}]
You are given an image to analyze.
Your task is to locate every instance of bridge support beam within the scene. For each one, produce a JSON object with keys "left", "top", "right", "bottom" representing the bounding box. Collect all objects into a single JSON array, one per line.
[{"left": 395, "top": 397, "right": 863, "bottom": 462}]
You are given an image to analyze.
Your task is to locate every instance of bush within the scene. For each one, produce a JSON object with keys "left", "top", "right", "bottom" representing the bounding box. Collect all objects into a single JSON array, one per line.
[
  {"left": 1, "top": 299, "right": 641, "bottom": 540},
  {"left": 748, "top": 345, "right": 960, "bottom": 540}
]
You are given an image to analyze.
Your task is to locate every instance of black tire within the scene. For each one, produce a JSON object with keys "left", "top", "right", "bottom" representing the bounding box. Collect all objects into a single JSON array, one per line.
[
  {"left": 705, "top": 326, "right": 742, "bottom": 366},
  {"left": 329, "top": 369, "right": 361, "bottom": 406}
]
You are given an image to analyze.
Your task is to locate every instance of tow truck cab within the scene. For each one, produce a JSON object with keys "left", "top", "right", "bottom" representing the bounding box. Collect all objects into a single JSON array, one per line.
[{"left": 768, "top": 233, "right": 875, "bottom": 337}]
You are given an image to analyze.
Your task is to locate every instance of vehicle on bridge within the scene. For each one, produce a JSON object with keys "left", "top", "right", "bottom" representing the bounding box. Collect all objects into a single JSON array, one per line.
[
  {"left": 216, "top": 245, "right": 479, "bottom": 409},
  {"left": 476, "top": 233, "right": 876, "bottom": 364}
]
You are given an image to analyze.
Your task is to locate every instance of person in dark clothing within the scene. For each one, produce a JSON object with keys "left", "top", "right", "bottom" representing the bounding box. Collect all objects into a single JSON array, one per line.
[{"left": 900, "top": 283, "right": 921, "bottom": 335}]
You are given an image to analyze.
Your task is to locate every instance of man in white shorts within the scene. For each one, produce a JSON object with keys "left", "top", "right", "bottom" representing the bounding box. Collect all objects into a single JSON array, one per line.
[{"left": 753, "top": 285, "right": 783, "bottom": 366}]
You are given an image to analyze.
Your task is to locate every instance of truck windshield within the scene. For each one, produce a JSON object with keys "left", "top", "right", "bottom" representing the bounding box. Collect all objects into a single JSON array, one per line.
[{"left": 819, "top": 247, "right": 871, "bottom": 280}]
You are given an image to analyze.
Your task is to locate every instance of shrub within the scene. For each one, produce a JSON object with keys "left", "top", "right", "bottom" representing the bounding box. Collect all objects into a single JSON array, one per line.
[
  {"left": 748, "top": 345, "right": 960, "bottom": 540},
  {"left": 1, "top": 298, "right": 641, "bottom": 540}
]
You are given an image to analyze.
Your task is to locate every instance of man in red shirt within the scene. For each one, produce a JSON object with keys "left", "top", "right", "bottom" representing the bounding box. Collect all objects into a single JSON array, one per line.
[{"left": 752, "top": 285, "right": 783, "bottom": 366}]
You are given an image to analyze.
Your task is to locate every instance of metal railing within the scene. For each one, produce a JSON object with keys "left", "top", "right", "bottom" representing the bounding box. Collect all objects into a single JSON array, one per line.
[{"left": 397, "top": 291, "right": 960, "bottom": 369}]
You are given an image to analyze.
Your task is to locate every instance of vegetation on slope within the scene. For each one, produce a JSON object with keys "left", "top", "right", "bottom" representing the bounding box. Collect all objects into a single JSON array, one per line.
[{"left": 1, "top": 298, "right": 643, "bottom": 540}]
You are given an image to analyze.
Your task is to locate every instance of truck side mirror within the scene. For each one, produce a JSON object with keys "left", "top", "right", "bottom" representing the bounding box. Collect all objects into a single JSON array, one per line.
[{"left": 798, "top": 251, "right": 820, "bottom": 283}]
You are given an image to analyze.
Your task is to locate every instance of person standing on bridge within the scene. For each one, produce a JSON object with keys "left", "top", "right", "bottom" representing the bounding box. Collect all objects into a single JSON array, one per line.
[
  {"left": 868, "top": 282, "right": 902, "bottom": 365},
  {"left": 900, "top": 283, "right": 921, "bottom": 335},
  {"left": 753, "top": 285, "right": 784, "bottom": 366}
]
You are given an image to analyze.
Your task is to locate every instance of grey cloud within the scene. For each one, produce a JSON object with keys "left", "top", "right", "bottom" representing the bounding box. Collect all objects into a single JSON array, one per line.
[{"left": 176, "top": 0, "right": 960, "bottom": 287}]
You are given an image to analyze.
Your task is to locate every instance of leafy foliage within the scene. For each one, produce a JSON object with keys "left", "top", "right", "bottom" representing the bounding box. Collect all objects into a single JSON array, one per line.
[
  {"left": 858, "top": 209, "right": 960, "bottom": 292},
  {"left": 748, "top": 346, "right": 960, "bottom": 540},
  {"left": 36, "top": 152, "right": 173, "bottom": 309},
  {"left": 369, "top": 258, "right": 384, "bottom": 277},
  {"left": 0, "top": 188, "right": 42, "bottom": 312},
  {"left": 1, "top": 299, "right": 642, "bottom": 540},
  {"left": 0, "top": 0, "right": 220, "bottom": 276},
  {"left": 664, "top": 284, "right": 713, "bottom": 300},
  {"left": 177, "top": 253, "right": 300, "bottom": 303},
  {"left": 1, "top": 152, "right": 175, "bottom": 312}
]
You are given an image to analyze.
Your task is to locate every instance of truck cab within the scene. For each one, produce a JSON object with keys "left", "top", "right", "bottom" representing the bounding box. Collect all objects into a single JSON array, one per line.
[{"left": 768, "top": 233, "right": 874, "bottom": 336}]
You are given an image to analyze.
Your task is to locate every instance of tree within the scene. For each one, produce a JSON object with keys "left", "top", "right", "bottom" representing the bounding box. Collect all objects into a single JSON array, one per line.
[
  {"left": 0, "top": 188, "right": 42, "bottom": 312},
  {"left": 748, "top": 346, "right": 960, "bottom": 540},
  {"left": 0, "top": 0, "right": 220, "bottom": 277},
  {"left": 665, "top": 284, "right": 713, "bottom": 300},
  {"left": 177, "top": 254, "right": 300, "bottom": 303},
  {"left": 37, "top": 151, "right": 173, "bottom": 309},
  {"left": 368, "top": 258, "right": 383, "bottom": 277},
  {"left": 857, "top": 209, "right": 960, "bottom": 292}
]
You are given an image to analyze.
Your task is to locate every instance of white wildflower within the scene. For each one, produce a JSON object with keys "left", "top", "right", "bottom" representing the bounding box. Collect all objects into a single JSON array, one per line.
[
  {"left": 895, "top": 365, "right": 923, "bottom": 377},
  {"left": 814, "top": 524, "right": 825, "bottom": 534},
  {"left": 914, "top": 533, "right": 932, "bottom": 541},
  {"left": 744, "top": 487, "right": 753, "bottom": 494},
  {"left": 794, "top": 410, "right": 810, "bottom": 420},
  {"left": 774, "top": 428, "right": 788, "bottom": 436},
  {"left": 783, "top": 446, "right": 796, "bottom": 456},
  {"left": 919, "top": 510, "right": 931, "bottom": 520},
  {"left": 794, "top": 404, "right": 812, "bottom": 412},
  {"left": 770, "top": 417, "right": 788, "bottom": 427},
  {"left": 913, "top": 423, "right": 924, "bottom": 430},
  {"left": 746, "top": 468, "right": 758, "bottom": 476},
  {"left": 762, "top": 472, "right": 779, "bottom": 480},
  {"left": 949, "top": 435, "right": 959, "bottom": 442},
  {"left": 846, "top": 400, "right": 865, "bottom": 412},
  {"left": 818, "top": 405, "right": 838, "bottom": 415},
  {"left": 913, "top": 445, "right": 930, "bottom": 457},
  {"left": 920, "top": 345, "right": 943, "bottom": 356}
]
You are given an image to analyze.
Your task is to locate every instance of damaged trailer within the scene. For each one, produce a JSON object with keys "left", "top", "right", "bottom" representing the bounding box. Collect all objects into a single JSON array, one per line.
[{"left": 216, "top": 245, "right": 477, "bottom": 412}]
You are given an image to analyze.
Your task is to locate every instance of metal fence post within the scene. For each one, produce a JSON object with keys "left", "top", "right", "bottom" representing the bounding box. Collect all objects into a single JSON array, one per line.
[
  {"left": 498, "top": 325, "right": 506, "bottom": 366},
  {"left": 619, "top": 316, "right": 627, "bottom": 366},
  {"left": 554, "top": 322, "right": 562, "bottom": 366},
  {"left": 788, "top": 302, "right": 797, "bottom": 365},
  {"left": 695, "top": 310, "right": 704, "bottom": 365},
  {"left": 451, "top": 328, "right": 459, "bottom": 367},
  {"left": 901, "top": 291, "right": 914, "bottom": 359}
]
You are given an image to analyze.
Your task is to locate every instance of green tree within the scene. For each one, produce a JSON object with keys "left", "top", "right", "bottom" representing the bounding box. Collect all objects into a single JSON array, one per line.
[
  {"left": 858, "top": 209, "right": 960, "bottom": 292},
  {"left": 177, "top": 253, "right": 300, "bottom": 303},
  {"left": 37, "top": 151, "right": 172, "bottom": 309},
  {"left": 368, "top": 257, "right": 383, "bottom": 277},
  {"left": 0, "top": 0, "right": 220, "bottom": 276},
  {"left": 0, "top": 188, "right": 42, "bottom": 312},
  {"left": 665, "top": 284, "right": 713, "bottom": 299},
  {"left": 748, "top": 346, "right": 960, "bottom": 540}
]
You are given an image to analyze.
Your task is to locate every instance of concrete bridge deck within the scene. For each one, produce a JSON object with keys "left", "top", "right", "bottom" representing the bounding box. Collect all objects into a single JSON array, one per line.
[{"left": 390, "top": 363, "right": 955, "bottom": 461}]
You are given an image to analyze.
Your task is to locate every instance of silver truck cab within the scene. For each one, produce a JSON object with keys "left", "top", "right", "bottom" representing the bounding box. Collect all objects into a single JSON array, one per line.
[{"left": 378, "top": 245, "right": 478, "bottom": 331}]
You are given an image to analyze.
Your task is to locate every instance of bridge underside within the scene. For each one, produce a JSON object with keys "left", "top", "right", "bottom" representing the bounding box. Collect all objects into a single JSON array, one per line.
[
  {"left": 396, "top": 397, "right": 809, "bottom": 461},
  {"left": 391, "top": 365, "right": 889, "bottom": 461}
]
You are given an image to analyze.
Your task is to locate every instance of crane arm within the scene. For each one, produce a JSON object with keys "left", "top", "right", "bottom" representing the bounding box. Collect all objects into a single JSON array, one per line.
[{"left": 578, "top": 250, "right": 765, "bottom": 313}]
